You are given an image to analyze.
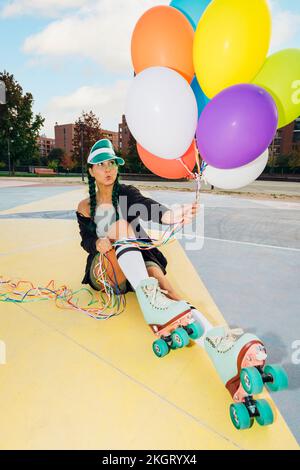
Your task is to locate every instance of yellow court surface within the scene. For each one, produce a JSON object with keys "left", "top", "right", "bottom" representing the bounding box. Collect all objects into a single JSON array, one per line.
[{"left": 0, "top": 188, "right": 298, "bottom": 450}]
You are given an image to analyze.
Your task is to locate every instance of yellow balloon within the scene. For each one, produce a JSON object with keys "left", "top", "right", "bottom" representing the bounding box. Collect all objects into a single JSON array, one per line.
[
  {"left": 253, "top": 49, "right": 300, "bottom": 129},
  {"left": 193, "top": 0, "right": 271, "bottom": 99}
]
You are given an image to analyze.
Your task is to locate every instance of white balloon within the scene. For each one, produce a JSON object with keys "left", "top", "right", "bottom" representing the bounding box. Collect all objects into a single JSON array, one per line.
[
  {"left": 125, "top": 66, "right": 198, "bottom": 159},
  {"left": 203, "top": 150, "right": 269, "bottom": 190}
]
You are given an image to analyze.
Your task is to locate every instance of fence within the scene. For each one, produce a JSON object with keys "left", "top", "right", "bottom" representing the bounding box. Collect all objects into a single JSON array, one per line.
[{"left": 0, "top": 166, "right": 300, "bottom": 182}]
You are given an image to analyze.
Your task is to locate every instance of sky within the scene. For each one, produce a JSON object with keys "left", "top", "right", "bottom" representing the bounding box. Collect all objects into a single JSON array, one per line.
[{"left": 0, "top": 0, "right": 299, "bottom": 138}]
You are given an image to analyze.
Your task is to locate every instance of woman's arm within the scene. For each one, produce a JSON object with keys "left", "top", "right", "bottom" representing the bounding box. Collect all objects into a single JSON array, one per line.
[
  {"left": 76, "top": 200, "right": 98, "bottom": 254},
  {"left": 161, "top": 202, "right": 200, "bottom": 225},
  {"left": 126, "top": 186, "right": 199, "bottom": 226},
  {"left": 125, "top": 186, "right": 170, "bottom": 224}
]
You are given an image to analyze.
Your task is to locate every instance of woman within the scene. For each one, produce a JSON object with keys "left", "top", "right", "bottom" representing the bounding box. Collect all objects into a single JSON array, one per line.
[
  {"left": 76, "top": 139, "right": 288, "bottom": 429},
  {"left": 76, "top": 138, "right": 211, "bottom": 335}
]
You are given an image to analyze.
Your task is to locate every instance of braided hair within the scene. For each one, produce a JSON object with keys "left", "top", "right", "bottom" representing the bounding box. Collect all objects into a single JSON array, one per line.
[{"left": 87, "top": 164, "right": 121, "bottom": 233}]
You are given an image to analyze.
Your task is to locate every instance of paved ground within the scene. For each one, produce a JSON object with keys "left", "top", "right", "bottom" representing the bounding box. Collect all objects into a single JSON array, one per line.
[
  {"left": 148, "top": 190, "right": 300, "bottom": 442},
  {"left": 1, "top": 176, "right": 300, "bottom": 198},
  {"left": 130, "top": 179, "right": 300, "bottom": 197},
  {"left": 0, "top": 181, "right": 299, "bottom": 443}
]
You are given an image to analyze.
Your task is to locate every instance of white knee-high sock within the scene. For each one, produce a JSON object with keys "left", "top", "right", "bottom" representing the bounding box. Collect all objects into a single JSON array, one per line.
[
  {"left": 115, "top": 244, "right": 149, "bottom": 290},
  {"left": 187, "top": 304, "right": 214, "bottom": 348}
]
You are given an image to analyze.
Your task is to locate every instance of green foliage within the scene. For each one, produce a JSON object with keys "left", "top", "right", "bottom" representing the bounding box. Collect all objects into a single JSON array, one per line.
[
  {"left": 72, "top": 111, "right": 102, "bottom": 169},
  {"left": 125, "top": 133, "right": 149, "bottom": 174},
  {"left": 48, "top": 147, "right": 65, "bottom": 161},
  {"left": 0, "top": 71, "right": 45, "bottom": 173},
  {"left": 48, "top": 160, "right": 59, "bottom": 171},
  {"left": 47, "top": 147, "right": 65, "bottom": 168},
  {"left": 287, "top": 150, "right": 300, "bottom": 170},
  {"left": 276, "top": 155, "right": 290, "bottom": 168},
  {"left": 272, "top": 151, "right": 300, "bottom": 171}
]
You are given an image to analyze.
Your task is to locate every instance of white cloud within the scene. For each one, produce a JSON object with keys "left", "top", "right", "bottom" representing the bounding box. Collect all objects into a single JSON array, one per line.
[
  {"left": 271, "top": 10, "right": 300, "bottom": 49},
  {"left": 22, "top": 0, "right": 169, "bottom": 74},
  {"left": 19, "top": 0, "right": 300, "bottom": 74},
  {"left": 268, "top": 0, "right": 300, "bottom": 51},
  {"left": 41, "top": 79, "right": 130, "bottom": 137},
  {"left": 9, "top": 0, "right": 300, "bottom": 138},
  {"left": 1, "top": 0, "right": 91, "bottom": 18}
]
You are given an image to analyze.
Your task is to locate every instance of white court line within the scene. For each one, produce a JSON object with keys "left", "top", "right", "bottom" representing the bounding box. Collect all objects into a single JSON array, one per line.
[
  {"left": 1, "top": 232, "right": 299, "bottom": 256},
  {"left": 179, "top": 234, "right": 300, "bottom": 253}
]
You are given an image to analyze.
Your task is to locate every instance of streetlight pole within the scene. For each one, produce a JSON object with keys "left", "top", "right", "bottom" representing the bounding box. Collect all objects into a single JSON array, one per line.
[
  {"left": 7, "top": 135, "right": 11, "bottom": 176},
  {"left": 0, "top": 80, "right": 5, "bottom": 105},
  {"left": 80, "top": 122, "right": 85, "bottom": 183},
  {"left": 6, "top": 126, "right": 13, "bottom": 177},
  {"left": 0, "top": 81, "right": 10, "bottom": 175}
]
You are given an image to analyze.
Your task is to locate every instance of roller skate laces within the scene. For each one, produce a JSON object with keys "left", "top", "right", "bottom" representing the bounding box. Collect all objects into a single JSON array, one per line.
[
  {"left": 208, "top": 327, "right": 245, "bottom": 353},
  {"left": 142, "top": 280, "right": 176, "bottom": 311}
]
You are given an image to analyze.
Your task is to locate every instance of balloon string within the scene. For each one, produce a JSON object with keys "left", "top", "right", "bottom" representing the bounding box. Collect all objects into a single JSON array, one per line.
[
  {"left": 178, "top": 152, "right": 202, "bottom": 204},
  {"left": 1, "top": 151, "right": 207, "bottom": 320},
  {"left": 0, "top": 220, "right": 186, "bottom": 320}
]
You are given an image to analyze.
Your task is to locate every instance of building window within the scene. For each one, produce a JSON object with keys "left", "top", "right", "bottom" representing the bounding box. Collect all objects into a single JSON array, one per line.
[{"left": 293, "top": 132, "right": 300, "bottom": 143}]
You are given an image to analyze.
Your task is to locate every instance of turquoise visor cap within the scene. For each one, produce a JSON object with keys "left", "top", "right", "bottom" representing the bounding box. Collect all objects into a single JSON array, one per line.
[{"left": 87, "top": 138, "right": 125, "bottom": 166}]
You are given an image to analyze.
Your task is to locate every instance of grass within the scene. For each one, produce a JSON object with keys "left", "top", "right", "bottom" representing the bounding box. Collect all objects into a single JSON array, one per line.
[{"left": 0, "top": 172, "right": 83, "bottom": 177}]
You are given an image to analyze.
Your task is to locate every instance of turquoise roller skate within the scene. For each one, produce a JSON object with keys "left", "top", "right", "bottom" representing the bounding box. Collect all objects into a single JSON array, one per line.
[
  {"left": 204, "top": 326, "right": 289, "bottom": 430},
  {"left": 135, "top": 277, "right": 204, "bottom": 358}
]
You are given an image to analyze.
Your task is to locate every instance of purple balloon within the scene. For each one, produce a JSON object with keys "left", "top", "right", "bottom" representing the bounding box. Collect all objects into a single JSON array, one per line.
[{"left": 196, "top": 84, "right": 278, "bottom": 169}]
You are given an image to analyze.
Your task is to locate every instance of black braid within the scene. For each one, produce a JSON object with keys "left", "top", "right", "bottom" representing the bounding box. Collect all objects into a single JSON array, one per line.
[
  {"left": 112, "top": 173, "right": 120, "bottom": 222},
  {"left": 87, "top": 164, "right": 121, "bottom": 232},
  {"left": 87, "top": 166, "right": 97, "bottom": 234}
]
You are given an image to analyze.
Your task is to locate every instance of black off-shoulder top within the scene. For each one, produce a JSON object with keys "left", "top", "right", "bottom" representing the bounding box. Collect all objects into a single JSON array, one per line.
[{"left": 76, "top": 184, "right": 170, "bottom": 285}]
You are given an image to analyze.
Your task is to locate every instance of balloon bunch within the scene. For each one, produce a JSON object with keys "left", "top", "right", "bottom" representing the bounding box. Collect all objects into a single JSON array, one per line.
[{"left": 126, "top": 0, "right": 300, "bottom": 190}]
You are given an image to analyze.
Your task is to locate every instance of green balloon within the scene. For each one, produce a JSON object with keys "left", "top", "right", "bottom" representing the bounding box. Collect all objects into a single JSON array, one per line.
[{"left": 253, "top": 48, "right": 300, "bottom": 129}]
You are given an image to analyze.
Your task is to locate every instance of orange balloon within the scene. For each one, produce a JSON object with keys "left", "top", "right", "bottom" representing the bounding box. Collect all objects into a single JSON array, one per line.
[
  {"left": 131, "top": 6, "right": 194, "bottom": 83},
  {"left": 137, "top": 141, "right": 196, "bottom": 179}
]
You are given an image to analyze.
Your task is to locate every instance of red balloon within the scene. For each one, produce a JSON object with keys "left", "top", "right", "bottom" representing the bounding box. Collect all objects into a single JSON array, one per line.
[{"left": 137, "top": 141, "right": 196, "bottom": 179}]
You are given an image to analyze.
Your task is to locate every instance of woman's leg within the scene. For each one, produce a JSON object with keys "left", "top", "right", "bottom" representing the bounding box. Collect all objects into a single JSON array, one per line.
[
  {"left": 90, "top": 250, "right": 127, "bottom": 292},
  {"left": 146, "top": 265, "right": 182, "bottom": 300},
  {"left": 146, "top": 264, "right": 214, "bottom": 346},
  {"left": 90, "top": 220, "right": 138, "bottom": 292},
  {"left": 106, "top": 219, "right": 149, "bottom": 290},
  {"left": 107, "top": 219, "right": 136, "bottom": 240}
]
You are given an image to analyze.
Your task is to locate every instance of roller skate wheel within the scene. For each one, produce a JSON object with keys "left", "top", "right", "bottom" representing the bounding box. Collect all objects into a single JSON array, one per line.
[
  {"left": 171, "top": 328, "right": 190, "bottom": 348},
  {"left": 240, "top": 367, "right": 264, "bottom": 395},
  {"left": 255, "top": 399, "right": 274, "bottom": 426},
  {"left": 187, "top": 321, "right": 204, "bottom": 340},
  {"left": 264, "top": 364, "right": 289, "bottom": 392},
  {"left": 152, "top": 339, "right": 169, "bottom": 358},
  {"left": 229, "top": 403, "right": 252, "bottom": 430}
]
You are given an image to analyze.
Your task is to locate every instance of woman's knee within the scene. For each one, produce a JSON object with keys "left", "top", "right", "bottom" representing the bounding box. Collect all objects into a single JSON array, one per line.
[{"left": 107, "top": 219, "right": 135, "bottom": 240}]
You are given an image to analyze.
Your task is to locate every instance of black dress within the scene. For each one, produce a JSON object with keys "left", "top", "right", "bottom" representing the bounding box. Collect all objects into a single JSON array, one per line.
[{"left": 76, "top": 184, "right": 170, "bottom": 289}]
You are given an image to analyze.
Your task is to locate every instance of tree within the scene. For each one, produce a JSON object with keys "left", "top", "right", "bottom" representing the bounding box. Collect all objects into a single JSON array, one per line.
[
  {"left": 288, "top": 149, "right": 300, "bottom": 172},
  {"left": 276, "top": 155, "right": 290, "bottom": 168},
  {"left": 72, "top": 111, "right": 102, "bottom": 169},
  {"left": 0, "top": 71, "right": 44, "bottom": 173},
  {"left": 125, "top": 133, "right": 149, "bottom": 174},
  {"left": 47, "top": 147, "right": 66, "bottom": 167}
]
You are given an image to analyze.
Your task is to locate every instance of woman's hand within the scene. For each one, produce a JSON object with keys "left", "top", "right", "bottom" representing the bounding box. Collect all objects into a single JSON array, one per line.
[
  {"left": 96, "top": 237, "right": 113, "bottom": 254},
  {"left": 161, "top": 203, "right": 200, "bottom": 225}
]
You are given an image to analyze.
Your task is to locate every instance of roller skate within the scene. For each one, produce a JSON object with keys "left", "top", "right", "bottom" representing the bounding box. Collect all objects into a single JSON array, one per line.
[
  {"left": 135, "top": 277, "right": 204, "bottom": 358},
  {"left": 204, "top": 326, "right": 289, "bottom": 430}
]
